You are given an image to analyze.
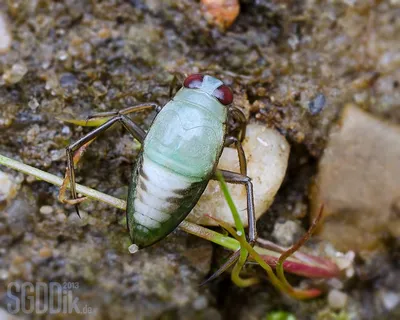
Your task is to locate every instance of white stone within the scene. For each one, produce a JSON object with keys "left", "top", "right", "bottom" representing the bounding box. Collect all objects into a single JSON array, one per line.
[
  {"left": 380, "top": 290, "right": 400, "bottom": 311},
  {"left": 188, "top": 123, "right": 290, "bottom": 226},
  {"left": 0, "top": 307, "right": 20, "bottom": 320},
  {"left": 335, "top": 251, "right": 355, "bottom": 273},
  {"left": 3, "top": 63, "right": 28, "bottom": 84},
  {"left": 128, "top": 244, "right": 139, "bottom": 254},
  {"left": 39, "top": 205, "right": 54, "bottom": 215},
  {"left": 192, "top": 295, "right": 208, "bottom": 310},
  {"left": 0, "top": 14, "right": 11, "bottom": 53},
  {"left": 311, "top": 105, "right": 400, "bottom": 251},
  {"left": 328, "top": 289, "right": 348, "bottom": 310},
  {"left": 0, "top": 171, "right": 18, "bottom": 203},
  {"left": 272, "top": 220, "right": 302, "bottom": 246},
  {"left": 67, "top": 210, "right": 88, "bottom": 226},
  {"left": 336, "top": 251, "right": 355, "bottom": 278},
  {"left": 326, "top": 278, "right": 344, "bottom": 290}
]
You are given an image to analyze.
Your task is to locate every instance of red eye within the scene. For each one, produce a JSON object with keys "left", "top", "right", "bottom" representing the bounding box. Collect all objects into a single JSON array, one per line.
[
  {"left": 183, "top": 74, "right": 204, "bottom": 89},
  {"left": 212, "top": 85, "right": 233, "bottom": 105}
]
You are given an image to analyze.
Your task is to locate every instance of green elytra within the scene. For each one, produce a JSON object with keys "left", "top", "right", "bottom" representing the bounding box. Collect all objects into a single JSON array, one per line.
[
  {"left": 144, "top": 78, "right": 228, "bottom": 179},
  {"left": 127, "top": 76, "right": 228, "bottom": 247},
  {"left": 62, "top": 74, "right": 256, "bottom": 281}
]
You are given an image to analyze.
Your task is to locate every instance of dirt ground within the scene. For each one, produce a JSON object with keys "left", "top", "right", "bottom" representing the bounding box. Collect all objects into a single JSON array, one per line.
[{"left": 0, "top": 1, "right": 399, "bottom": 319}]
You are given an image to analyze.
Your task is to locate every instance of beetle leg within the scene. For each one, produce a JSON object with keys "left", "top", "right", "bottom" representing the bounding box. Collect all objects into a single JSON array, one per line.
[
  {"left": 228, "top": 106, "right": 247, "bottom": 142},
  {"left": 202, "top": 170, "right": 257, "bottom": 284},
  {"left": 200, "top": 250, "right": 240, "bottom": 286},
  {"left": 59, "top": 140, "right": 94, "bottom": 205},
  {"left": 86, "top": 103, "right": 162, "bottom": 120},
  {"left": 169, "top": 73, "right": 179, "bottom": 98},
  {"left": 224, "top": 136, "right": 247, "bottom": 175},
  {"left": 118, "top": 115, "right": 147, "bottom": 142},
  {"left": 62, "top": 114, "right": 147, "bottom": 217},
  {"left": 218, "top": 170, "right": 257, "bottom": 244}
]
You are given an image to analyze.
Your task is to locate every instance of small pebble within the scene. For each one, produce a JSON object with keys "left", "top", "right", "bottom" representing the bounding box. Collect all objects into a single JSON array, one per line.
[
  {"left": 272, "top": 220, "right": 302, "bottom": 247},
  {"left": 12, "top": 255, "right": 25, "bottom": 265},
  {"left": 308, "top": 93, "right": 326, "bottom": 115},
  {"left": 0, "top": 171, "right": 19, "bottom": 203},
  {"left": 201, "top": 0, "right": 240, "bottom": 30},
  {"left": 3, "top": 63, "right": 28, "bottom": 85},
  {"left": 92, "top": 81, "right": 108, "bottom": 97},
  {"left": 28, "top": 98, "right": 40, "bottom": 111},
  {"left": 39, "top": 205, "right": 54, "bottom": 215},
  {"left": 326, "top": 278, "right": 344, "bottom": 290},
  {"left": 326, "top": 249, "right": 355, "bottom": 278},
  {"left": 128, "top": 244, "right": 139, "bottom": 254},
  {"left": 0, "top": 269, "right": 9, "bottom": 280},
  {"left": 59, "top": 72, "right": 78, "bottom": 89},
  {"left": 26, "top": 175, "right": 36, "bottom": 183},
  {"left": 45, "top": 74, "right": 59, "bottom": 91},
  {"left": 61, "top": 126, "right": 71, "bottom": 136},
  {"left": 192, "top": 295, "right": 208, "bottom": 310},
  {"left": 56, "top": 213, "right": 67, "bottom": 223},
  {"left": 0, "top": 13, "right": 11, "bottom": 53},
  {"left": 98, "top": 28, "right": 111, "bottom": 39},
  {"left": 0, "top": 222, "right": 6, "bottom": 235},
  {"left": 353, "top": 91, "right": 368, "bottom": 104},
  {"left": 39, "top": 247, "right": 53, "bottom": 258},
  {"left": 68, "top": 210, "right": 89, "bottom": 226},
  {"left": 26, "top": 124, "right": 40, "bottom": 144},
  {"left": 56, "top": 50, "right": 69, "bottom": 61},
  {"left": 328, "top": 289, "right": 348, "bottom": 309},
  {"left": 50, "top": 149, "right": 65, "bottom": 161},
  {"left": 380, "top": 290, "right": 400, "bottom": 311},
  {"left": 335, "top": 251, "right": 355, "bottom": 270}
]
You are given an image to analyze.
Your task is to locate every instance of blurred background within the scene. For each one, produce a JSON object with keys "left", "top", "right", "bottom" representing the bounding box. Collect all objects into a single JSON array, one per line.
[{"left": 0, "top": 1, "right": 399, "bottom": 319}]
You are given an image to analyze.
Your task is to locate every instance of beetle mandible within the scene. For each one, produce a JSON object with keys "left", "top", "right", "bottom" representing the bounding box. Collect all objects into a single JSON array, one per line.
[{"left": 62, "top": 74, "right": 257, "bottom": 278}]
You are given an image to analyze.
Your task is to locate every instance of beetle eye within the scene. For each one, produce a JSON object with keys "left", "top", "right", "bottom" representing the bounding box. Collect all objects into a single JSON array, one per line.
[
  {"left": 183, "top": 74, "right": 204, "bottom": 89},
  {"left": 212, "top": 85, "right": 233, "bottom": 105}
]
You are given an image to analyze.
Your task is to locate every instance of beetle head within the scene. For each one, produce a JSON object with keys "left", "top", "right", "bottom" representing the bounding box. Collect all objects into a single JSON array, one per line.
[{"left": 183, "top": 74, "right": 233, "bottom": 106}]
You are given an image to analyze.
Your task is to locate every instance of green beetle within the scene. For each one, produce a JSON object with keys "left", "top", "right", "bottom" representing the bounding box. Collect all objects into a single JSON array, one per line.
[{"left": 63, "top": 74, "right": 256, "bottom": 278}]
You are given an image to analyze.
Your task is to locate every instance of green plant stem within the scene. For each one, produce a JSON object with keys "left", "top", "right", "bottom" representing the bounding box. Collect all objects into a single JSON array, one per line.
[
  {"left": 211, "top": 217, "right": 320, "bottom": 299},
  {"left": 215, "top": 170, "right": 258, "bottom": 287}
]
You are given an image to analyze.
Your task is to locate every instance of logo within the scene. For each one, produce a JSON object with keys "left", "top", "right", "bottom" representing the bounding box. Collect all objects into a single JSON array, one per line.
[{"left": 7, "top": 282, "right": 96, "bottom": 315}]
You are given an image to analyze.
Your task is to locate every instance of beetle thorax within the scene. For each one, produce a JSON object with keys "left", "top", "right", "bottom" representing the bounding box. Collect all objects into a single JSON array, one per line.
[
  {"left": 197, "top": 75, "right": 224, "bottom": 95},
  {"left": 173, "top": 76, "right": 228, "bottom": 122}
]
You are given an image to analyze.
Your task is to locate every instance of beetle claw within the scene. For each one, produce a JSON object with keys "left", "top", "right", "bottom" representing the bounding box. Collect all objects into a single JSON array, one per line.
[
  {"left": 60, "top": 196, "right": 87, "bottom": 219},
  {"left": 74, "top": 205, "right": 81, "bottom": 219},
  {"left": 61, "top": 196, "right": 88, "bottom": 205},
  {"left": 200, "top": 250, "right": 240, "bottom": 286}
]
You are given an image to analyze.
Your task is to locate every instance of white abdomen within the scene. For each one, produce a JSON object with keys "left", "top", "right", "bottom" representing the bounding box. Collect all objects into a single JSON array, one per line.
[{"left": 132, "top": 155, "right": 197, "bottom": 232}]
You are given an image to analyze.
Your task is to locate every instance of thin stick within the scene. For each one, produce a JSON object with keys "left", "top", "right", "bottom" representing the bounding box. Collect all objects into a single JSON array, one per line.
[
  {"left": 275, "top": 205, "right": 324, "bottom": 288},
  {"left": 0, "top": 154, "right": 126, "bottom": 210},
  {"left": 0, "top": 154, "right": 240, "bottom": 252}
]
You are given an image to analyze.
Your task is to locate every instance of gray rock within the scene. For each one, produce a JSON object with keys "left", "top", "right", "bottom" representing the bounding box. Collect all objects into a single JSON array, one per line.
[{"left": 311, "top": 104, "right": 400, "bottom": 252}]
